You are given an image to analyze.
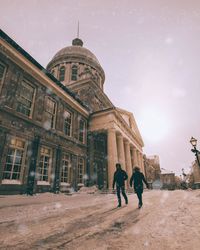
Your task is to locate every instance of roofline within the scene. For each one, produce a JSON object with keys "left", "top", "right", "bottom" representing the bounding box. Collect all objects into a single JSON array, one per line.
[
  {"left": 90, "top": 107, "right": 116, "bottom": 117},
  {"left": 0, "top": 29, "right": 89, "bottom": 111}
]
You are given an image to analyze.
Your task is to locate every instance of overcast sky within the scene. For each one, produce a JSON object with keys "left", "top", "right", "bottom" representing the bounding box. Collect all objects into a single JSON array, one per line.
[{"left": 1, "top": 0, "right": 200, "bottom": 175}]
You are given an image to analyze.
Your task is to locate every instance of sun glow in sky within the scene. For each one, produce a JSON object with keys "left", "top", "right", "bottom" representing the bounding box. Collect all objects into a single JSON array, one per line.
[{"left": 138, "top": 107, "right": 171, "bottom": 144}]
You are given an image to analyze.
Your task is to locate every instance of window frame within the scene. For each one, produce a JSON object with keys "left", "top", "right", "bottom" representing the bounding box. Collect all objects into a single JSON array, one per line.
[
  {"left": 63, "top": 109, "right": 72, "bottom": 137},
  {"left": 37, "top": 145, "right": 52, "bottom": 185},
  {"left": 51, "top": 69, "right": 55, "bottom": 77},
  {"left": 71, "top": 65, "right": 78, "bottom": 81},
  {"left": 16, "top": 79, "right": 36, "bottom": 118},
  {"left": 60, "top": 153, "right": 72, "bottom": 185},
  {"left": 78, "top": 119, "right": 86, "bottom": 144},
  {"left": 59, "top": 66, "right": 65, "bottom": 82},
  {"left": 44, "top": 96, "right": 57, "bottom": 129},
  {"left": 0, "top": 61, "right": 7, "bottom": 93},
  {"left": 77, "top": 157, "right": 85, "bottom": 184},
  {"left": 2, "top": 136, "right": 27, "bottom": 184}
]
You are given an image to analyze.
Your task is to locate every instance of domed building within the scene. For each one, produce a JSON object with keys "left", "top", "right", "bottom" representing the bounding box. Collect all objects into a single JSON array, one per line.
[
  {"left": 47, "top": 38, "right": 105, "bottom": 90},
  {"left": 47, "top": 37, "right": 113, "bottom": 113},
  {"left": 0, "top": 30, "right": 145, "bottom": 194},
  {"left": 46, "top": 36, "right": 145, "bottom": 189}
]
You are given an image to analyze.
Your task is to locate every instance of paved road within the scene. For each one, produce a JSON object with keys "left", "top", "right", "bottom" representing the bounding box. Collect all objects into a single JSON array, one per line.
[{"left": 0, "top": 190, "right": 200, "bottom": 249}]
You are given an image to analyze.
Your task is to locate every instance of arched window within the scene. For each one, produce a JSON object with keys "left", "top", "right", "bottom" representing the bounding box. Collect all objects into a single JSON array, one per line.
[
  {"left": 59, "top": 66, "right": 65, "bottom": 81},
  {"left": 71, "top": 65, "right": 78, "bottom": 81},
  {"left": 95, "top": 73, "right": 100, "bottom": 83},
  {"left": 51, "top": 70, "right": 55, "bottom": 76}
]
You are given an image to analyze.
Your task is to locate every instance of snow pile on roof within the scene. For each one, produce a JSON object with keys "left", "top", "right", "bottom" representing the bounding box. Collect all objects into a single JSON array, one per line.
[{"left": 78, "top": 186, "right": 99, "bottom": 194}]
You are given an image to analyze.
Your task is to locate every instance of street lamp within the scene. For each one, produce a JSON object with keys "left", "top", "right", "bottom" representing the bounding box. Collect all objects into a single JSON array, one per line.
[{"left": 190, "top": 137, "right": 200, "bottom": 167}]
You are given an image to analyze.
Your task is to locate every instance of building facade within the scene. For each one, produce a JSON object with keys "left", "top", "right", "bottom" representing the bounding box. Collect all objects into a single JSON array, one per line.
[
  {"left": 0, "top": 30, "right": 144, "bottom": 194},
  {"left": 189, "top": 161, "right": 200, "bottom": 189},
  {"left": 143, "top": 155, "right": 161, "bottom": 188},
  {"left": 160, "top": 172, "right": 176, "bottom": 190}
]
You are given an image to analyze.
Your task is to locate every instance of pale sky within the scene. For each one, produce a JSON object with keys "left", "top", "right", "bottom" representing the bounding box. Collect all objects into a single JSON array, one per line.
[{"left": 1, "top": 0, "right": 200, "bottom": 175}]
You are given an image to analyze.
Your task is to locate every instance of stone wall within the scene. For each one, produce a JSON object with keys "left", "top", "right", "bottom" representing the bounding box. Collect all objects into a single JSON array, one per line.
[{"left": 0, "top": 52, "right": 88, "bottom": 194}]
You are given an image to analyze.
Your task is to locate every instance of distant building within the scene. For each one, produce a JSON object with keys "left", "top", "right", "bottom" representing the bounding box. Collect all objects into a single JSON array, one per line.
[
  {"left": 160, "top": 169, "right": 175, "bottom": 190},
  {"left": 144, "top": 155, "right": 161, "bottom": 188},
  {"left": 0, "top": 30, "right": 144, "bottom": 194},
  {"left": 189, "top": 161, "right": 200, "bottom": 189}
]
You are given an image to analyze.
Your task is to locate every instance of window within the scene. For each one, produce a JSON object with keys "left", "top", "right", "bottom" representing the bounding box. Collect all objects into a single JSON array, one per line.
[
  {"left": 0, "top": 62, "right": 6, "bottom": 88},
  {"left": 38, "top": 146, "right": 52, "bottom": 182},
  {"left": 45, "top": 97, "right": 56, "bottom": 129},
  {"left": 71, "top": 65, "right": 78, "bottom": 81},
  {"left": 61, "top": 153, "right": 71, "bottom": 183},
  {"left": 95, "top": 73, "right": 100, "bottom": 84},
  {"left": 78, "top": 157, "right": 85, "bottom": 184},
  {"left": 2, "top": 137, "right": 26, "bottom": 181},
  {"left": 51, "top": 69, "right": 55, "bottom": 76},
  {"left": 59, "top": 66, "right": 65, "bottom": 81},
  {"left": 79, "top": 119, "right": 86, "bottom": 143},
  {"left": 16, "top": 80, "right": 35, "bottom": 117},
  {"left": 63, "top": 110, "right": 72, "bottom": 136}
]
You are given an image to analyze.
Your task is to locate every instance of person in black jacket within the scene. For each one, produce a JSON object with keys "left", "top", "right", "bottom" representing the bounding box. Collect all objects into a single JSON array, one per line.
[
  {"left": 130, "top": 166, "right": 149, "bottom": 209},
  {"left": 112, "top": 163, "right": 128, "bottom": 207}
]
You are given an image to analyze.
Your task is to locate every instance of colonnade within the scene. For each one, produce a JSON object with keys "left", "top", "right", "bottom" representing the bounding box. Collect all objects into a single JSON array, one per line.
[{"left": 107, "top": 128, "right": 144, "bottom": 189}]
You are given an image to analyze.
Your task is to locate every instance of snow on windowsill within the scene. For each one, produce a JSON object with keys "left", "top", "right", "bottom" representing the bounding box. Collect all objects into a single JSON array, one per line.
[
  {"left": 2, "top": 179, "right": 21, "bottom": 185},
  {"left": 60, "top": 183, "right": 71, "bottom": 186},
  {"left": 37, "top": 181, "right": 50, "bottom": 186}
]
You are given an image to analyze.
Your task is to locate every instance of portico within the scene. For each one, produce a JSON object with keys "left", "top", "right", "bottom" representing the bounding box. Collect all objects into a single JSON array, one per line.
[{"left": 89, "top": 107, "right": 144, "bottom": 189}]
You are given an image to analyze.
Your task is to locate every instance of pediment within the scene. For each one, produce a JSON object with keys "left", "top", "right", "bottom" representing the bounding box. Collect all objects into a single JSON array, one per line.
[{"left": 116, "top": 107, "right": 144, "bottom": 145}]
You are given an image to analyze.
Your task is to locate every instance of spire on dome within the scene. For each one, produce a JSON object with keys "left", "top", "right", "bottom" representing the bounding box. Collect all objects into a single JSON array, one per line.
[{"left": 72, "top": 21, "right": 83, "bottom": 47}]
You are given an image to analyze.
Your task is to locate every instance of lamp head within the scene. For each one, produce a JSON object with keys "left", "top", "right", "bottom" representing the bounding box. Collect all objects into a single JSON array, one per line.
[{"left": 190, "top": 137, "right": 197, "bottom": 147}]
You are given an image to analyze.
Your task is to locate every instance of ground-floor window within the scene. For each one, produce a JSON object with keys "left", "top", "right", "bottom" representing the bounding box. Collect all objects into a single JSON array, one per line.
[
  {"left": 38, "top": 146, "right": 52, "bottom": 183},
  {"left": 2, "top": 137, "right": 26, "bottom": 182},
  {"left": 77, "top": 157, "right": 85, "bottom": 184},
  {"left": 61, "top": 153, "right": 71, "bottom": 184}
]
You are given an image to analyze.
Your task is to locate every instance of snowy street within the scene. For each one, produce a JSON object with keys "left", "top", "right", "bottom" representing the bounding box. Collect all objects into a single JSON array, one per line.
[{"left": 0, "top": 190, "right": 200, "bottom": 250}]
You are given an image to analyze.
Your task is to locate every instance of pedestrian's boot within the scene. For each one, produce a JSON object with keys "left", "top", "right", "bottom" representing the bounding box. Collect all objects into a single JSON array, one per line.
[{"left": 117, "top": 203, "right": 121, "bottom": 208}]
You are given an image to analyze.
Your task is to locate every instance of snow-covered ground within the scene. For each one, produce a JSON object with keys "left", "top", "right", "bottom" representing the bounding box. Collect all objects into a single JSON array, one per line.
[{"left": 0, "top": 189, "right": 200, "bottom": 250}]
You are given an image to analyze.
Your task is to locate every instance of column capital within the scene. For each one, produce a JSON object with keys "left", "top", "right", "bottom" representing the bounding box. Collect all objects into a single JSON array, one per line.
[
  {"left": 108, "top": 128, "right": 116, "bottom": 133},
  {"left": 116, "top": 133, "right": 123, "bottom": 139},
  {"left": 124, "top": 140, "right": 130, "bottom": 146}
]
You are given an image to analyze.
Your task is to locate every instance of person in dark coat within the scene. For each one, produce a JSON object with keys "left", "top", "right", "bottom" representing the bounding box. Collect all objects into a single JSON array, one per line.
[
  {"left": 130, "top": 166, "right": 149, "bottom": 208},
  {"left": 112, "top": 163, "right": 128, "bottom": 207}
]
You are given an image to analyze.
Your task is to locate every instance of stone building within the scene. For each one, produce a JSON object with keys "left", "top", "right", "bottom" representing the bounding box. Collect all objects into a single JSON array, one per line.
[
  {"left": 143, "top": 155, "right": 161, "bottom": 188},
  {"left": 189, "top": 161, "right": 200, "bottom": 189},
  {"left": 160, "top": 170, "right": 176, "bottom": 190},
  {"left": 0, "top": 29, "right": 144, "bottom": 194}
]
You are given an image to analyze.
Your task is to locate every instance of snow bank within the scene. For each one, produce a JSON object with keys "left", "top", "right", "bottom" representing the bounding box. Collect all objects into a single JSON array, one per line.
[{"left": 78, "top": 186, "right": 99, "bottom": 194}]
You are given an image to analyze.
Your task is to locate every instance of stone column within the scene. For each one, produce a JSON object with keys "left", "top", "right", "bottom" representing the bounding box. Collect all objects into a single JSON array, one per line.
[
  {"left": 53, "top": 145, "right": 62, "bottom": 193},
  {"left": 137, "top": 150, "right": 141, "bottom": 168},
  {"left": 107, "top": 129, "right": 118, "bottom": 189},
  {"left": 133, "top": 147, "right": 138, "bottom": 167},
  {"left": 117, "top": 134, "right": 126, "bottom": 170},
  {"left": 140, "top": 153, "right": 145, "bottom": 174},
  {"left": 26, "top": 135, "right": 40, "bottom": 195},
  {"left": 124, "top": 141, "right": 132, "bottom": 187}
]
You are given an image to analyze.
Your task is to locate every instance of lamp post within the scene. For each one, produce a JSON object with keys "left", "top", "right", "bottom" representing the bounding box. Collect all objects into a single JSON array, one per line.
[{"left": 190, "top": 137, "right": 200, "bottom": 167}]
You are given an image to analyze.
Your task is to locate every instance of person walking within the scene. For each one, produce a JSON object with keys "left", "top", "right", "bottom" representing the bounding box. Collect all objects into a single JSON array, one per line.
[
  {"left": 130, "top": 166, "right": 149, "bottom": 209},
  {"left": 112, "top": 163, "right": 128, "bottom": 207}
]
